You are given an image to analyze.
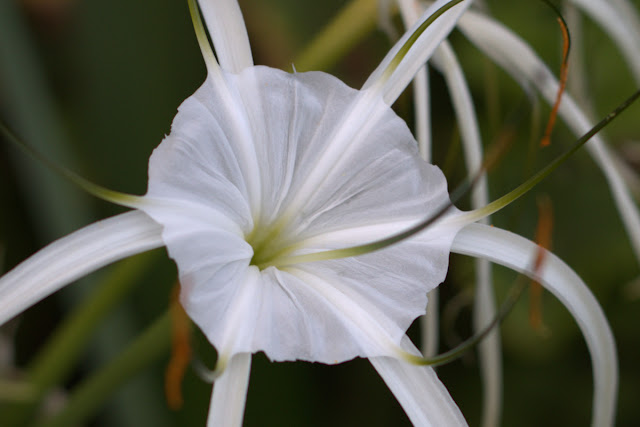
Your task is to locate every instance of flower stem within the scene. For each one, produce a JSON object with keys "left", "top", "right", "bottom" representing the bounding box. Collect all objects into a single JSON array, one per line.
[{"left": 37, "top": 312, "right": 171, "bottom": 427}]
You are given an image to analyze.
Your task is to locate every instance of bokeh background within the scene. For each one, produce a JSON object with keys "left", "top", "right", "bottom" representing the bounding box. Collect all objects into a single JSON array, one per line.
[{"left": 1, "top": 0, "right": 639, "bottom": 425}]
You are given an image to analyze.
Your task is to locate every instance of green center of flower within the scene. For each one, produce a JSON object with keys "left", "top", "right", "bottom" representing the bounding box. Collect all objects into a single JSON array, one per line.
[{"left": 246, "top": 221, "right": 296, "bottom": 270}]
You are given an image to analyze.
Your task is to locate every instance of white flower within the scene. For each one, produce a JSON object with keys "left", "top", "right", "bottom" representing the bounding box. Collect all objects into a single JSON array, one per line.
[
  {"left": 0, "top": 0, "right": 619, "bottom": 426},
  {"left": 143, "top": 64, "right": 464, "bottom": 368}
]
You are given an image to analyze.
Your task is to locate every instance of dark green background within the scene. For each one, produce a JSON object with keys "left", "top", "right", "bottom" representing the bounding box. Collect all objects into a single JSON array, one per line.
[{"left": 1, "top": 0, "right": 639, "bottom": 425}]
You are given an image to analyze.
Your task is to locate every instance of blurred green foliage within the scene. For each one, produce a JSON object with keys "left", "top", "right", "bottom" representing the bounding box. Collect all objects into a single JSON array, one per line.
[{"left": 1, "top": 0, "right": 639, "bottom": 425}]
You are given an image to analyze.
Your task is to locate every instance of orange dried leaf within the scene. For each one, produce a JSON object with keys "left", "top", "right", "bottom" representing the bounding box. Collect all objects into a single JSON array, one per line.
[
  {"left": 541, "top": 17, "right": 570, "bottom": 147},
  {"left": 165, "top": 284, "right": 192, "bottom": 410},
  {"left": 530, "top": 195, "right": 553, "bottom": 332}
]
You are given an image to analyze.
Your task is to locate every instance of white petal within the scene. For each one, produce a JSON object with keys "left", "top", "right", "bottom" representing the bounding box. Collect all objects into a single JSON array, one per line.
[
  {"left": 0, "top": 211, "right": 163, "bottom": 325},
  {"left": 472, "top": 256, "right": 501, "bottom": 427},
  {"left": 569, "top": 0, "right": 640, "bottom": 83},
  {"left": 207, "top": 353, "right": 251, "bottom": 427},
  {"left": 458, "top": 10, "right": 640, "bottom": 266},
  {"left": 146, "top": 75, "right": 261, "bottom": 225},
  {"left": 191, "top": 266, "right": 261, "bottom": 363},
  {"left": 140, "top": 205, "right": 254, "bottom": 358},
  {"left": 147, "top": 65, "right": 456, "bottom": 240},
  {"left": 251, "top": 215, "right": 463, "bottom": 363},
  {"left": 144, "top": 64, "right": 463, "bottom": 363},
  {"left": 452, "top": 223, "right": 617, "bottom": 427},
  {"left": 275, "top": 266, "right": 405, "bottom": 361},
  {"left": 260, "top": 71, "right": 424, "bottom": 231},
  {"left": 180, "top": 211, "right": 463, "bottom": 364},
  {"left": 364, "top": 0, "right": 473, "bottom": 104},
  {"left": 197, "top": 0, "right": 253, "bottom": 73},
  {"left": 413, "top": 66, "right": 431, "bottom": 160},
  {"left": 256, "top": 70, "right": 453, "bottom": 240},
  {"left": 370, "top": 336, "right": 467, "bottom": 426}
]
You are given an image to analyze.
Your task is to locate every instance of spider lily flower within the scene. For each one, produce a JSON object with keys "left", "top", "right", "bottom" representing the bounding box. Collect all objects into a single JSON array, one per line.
[{"left": 0, "top": 0, "right": 619, "bottom": 426}]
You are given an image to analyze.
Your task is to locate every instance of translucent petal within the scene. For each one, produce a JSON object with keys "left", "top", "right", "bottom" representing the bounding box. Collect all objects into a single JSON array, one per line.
[
  {"left": 301, "top": 218, "right": 454, "bottom": 361},
  {"left": 142, "top": 65, "right": 463, "bottom": 363},
  {"left": 273, "top": 217, "right": 461, "bottom": 363},
  {"left": 146, "top": 76, "right": 259, "bottom": 228},
  {"left": 370, "top": 336, "right": 468, "bottom": 426},
  {"left": 238, "top": 68, "right": 446, "bottom": 235},
  {"left": 0, "top": 211, "right": 163, "bottom": 325},
  {"left": 146, "top": 66, "right": 456, "bottom": 241},
  {"left": 452, "top": 223, "right": 617, "bottom": 427},
  {"left": 171, "top": 216, "right": 462, "bottom": 364},
  {"left": 197, "top": 0, "right": 253, "bottom": 73}
]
